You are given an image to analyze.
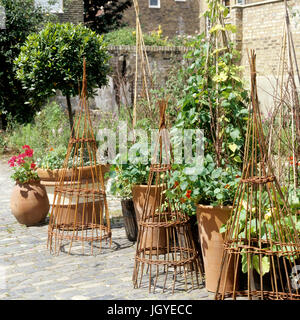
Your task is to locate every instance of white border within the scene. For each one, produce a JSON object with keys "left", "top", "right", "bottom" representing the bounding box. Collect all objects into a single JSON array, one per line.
[{"left": 149, "top": 0, "right": 160, "bottom": 8}]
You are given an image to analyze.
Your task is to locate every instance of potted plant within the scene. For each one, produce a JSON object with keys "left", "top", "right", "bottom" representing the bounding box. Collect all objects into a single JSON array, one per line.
[
  {"left": 9, "top": 145, "right": 49, "bottom": 226},
  {"left": 108, "top": 163, "right": 138, "bottom": 242},
  {"left": 170, "top": 2, "right": 249, "bottom": 292},
  {"left": 36, "top": 146, "right": 110, "bottom": 206}
]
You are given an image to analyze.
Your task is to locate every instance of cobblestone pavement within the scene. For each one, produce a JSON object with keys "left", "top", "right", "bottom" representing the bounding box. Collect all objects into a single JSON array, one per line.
[{"left": 0, "top": 160, "right": 214, "bottom": 300}]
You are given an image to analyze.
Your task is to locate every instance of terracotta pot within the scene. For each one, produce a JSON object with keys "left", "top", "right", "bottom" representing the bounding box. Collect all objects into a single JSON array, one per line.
[
  {"left": 37, "top": 165, "right": 109, "bottom": 226},
  {"left": 10, "top": 180, "right": 50, "bottom": 226},
  {"left": 132, "top": 184, "right": 167, "bottom": 254},
  {"left": 121, "top": 199, "right": 138, "bottom": 242},
  {"left": 37, "top": 164, "right": 110, "bottom": 206},
  {"left": 196, "top": 204, "right": 235, "bottom": 293},
  {"left": 132, "top": 184, "right": 165, "bottom": 222}
]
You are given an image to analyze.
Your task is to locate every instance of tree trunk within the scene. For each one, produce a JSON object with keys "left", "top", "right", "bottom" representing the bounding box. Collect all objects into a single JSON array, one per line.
[{"left": 66, "top": 94, "right": 73, "bottom": 131}]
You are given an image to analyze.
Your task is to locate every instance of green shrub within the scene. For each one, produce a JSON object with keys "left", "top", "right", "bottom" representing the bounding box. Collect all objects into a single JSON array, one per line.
[
  {"left": 0, "top": 0, "right": 55, "bottom": 125},
  {"left": 14, "top": 22, "right": 111, "bottom": 129},
  {"left": 8, "top": 102, "right": 70, "bottom": 160},
  {"left": 104, "top": 27, "right": 172, "bottom": 46}
]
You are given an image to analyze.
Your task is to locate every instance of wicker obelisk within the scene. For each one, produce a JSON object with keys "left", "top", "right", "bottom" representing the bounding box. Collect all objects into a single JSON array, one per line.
[
  {"left": 132, "top": 100, "right": 203, "bottom": 293},
  {"left": 215, "top": 50, "right": 300, "bottom": 300},
  {"left": 47, "top": 60, "right": 111, "bottom": 255}
]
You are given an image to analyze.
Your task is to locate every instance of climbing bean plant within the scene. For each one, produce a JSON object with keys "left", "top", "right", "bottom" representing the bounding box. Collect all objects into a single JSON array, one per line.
[{"left": 168, "top": 0, "right": 249, "bottom": 207}]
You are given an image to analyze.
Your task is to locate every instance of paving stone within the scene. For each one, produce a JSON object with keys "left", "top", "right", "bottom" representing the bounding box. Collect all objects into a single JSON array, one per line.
[{"left": 0, "top": 160, "right": 213, "bottom": 300}]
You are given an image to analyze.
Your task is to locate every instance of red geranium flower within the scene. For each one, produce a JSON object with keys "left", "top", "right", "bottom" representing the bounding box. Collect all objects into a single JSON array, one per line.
[
  {"left": 30, "top": 163, "right": 36, "bottom": 169},
  {"left": 24, "top": 148, "right": 33, "bottom": 157},
  {"left": 22, "top": 145, "right": 31, "bottom": 150}
]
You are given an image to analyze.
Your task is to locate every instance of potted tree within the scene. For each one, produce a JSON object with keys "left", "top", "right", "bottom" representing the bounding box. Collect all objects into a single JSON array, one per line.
[
  {"left": 14, "top": 22, "right": 110, "bottom": 131},
  {"left": 9, "top": 145, "right": 49, "bottom": 226}
]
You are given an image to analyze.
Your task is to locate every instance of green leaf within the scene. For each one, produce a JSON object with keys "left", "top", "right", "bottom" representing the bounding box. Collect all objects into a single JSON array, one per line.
[
  {"left": 228, "top": 143, "right": 238, "bottom": 153},
  {"left": 253, "top": 255, "right": 270, "bottom": 276}
]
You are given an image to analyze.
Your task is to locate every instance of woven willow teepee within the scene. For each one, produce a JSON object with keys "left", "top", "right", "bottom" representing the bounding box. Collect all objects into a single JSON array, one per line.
[
  {"left": 47, "top": 60, "right": 111, "bottom": 255},
  {"left": 132, "top": 100, "right": 203, "bottom": 293},
  {"left": 215, "top": 50, "right": 300, "bottom": 300}
]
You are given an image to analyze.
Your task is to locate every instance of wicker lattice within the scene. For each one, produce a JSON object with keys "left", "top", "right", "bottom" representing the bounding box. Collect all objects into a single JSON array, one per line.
[
  {"left": 132, "top": 100, "right": 203, "bottom": 293},
  {"left": 47, "top": 60, "right": 111, "bottom": 255},
  {"left": 215, "top": 50, "right": 300, "bottom": 300}
]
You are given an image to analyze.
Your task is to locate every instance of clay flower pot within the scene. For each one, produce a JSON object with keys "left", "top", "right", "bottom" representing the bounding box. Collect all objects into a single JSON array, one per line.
[
  {"left": 37, "top": 164, "right": 110, "bottom": 227},
  {"left": 132, "top": 184, "right": 167, "bottom": 254},
  {"left": 196, "top": 204, "right": 235, "bottom": 293},
  {"left": 10, "top": 180, "right": 50, "bottom": 226},
  {"left": 37, "top": 164, "right": 110, "bottom": 206}
]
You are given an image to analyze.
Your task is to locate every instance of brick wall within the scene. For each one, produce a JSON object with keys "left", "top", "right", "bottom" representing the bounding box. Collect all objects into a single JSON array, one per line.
[
  {"left": 230, "top": 0, "right": 299, "bottom": 77},
  {"left": 122, "top": 0, "right": 200, "bottom": 37},
  {"left": 92, "top": 45, "right": 188, "bottom": 113},
  {"left": 57, "top": 0, "right": 84, "bottom": 24}
]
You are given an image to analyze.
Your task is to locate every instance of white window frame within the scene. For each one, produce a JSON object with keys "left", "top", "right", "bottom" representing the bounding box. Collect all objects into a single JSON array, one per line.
[
  {"left": 236, "top": 0, "right": 245, "bottom": 4},
  {"left": 35, "top": 0, "right": 64, "bottom": 14},
  {"left": 149, "top": 0, "right": 160, "bottom": 9}
]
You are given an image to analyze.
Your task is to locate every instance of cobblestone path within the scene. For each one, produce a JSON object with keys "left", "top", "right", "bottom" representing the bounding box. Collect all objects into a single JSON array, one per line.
[{"left": 0, "top": 160, "right": 213, "bottom": 300}]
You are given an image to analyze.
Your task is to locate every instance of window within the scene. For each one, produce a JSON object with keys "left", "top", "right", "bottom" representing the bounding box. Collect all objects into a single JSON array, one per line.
[
  {"left": 236, "top": 0, "right": 244, "bottom": 4},
  {"left": 149, "top": 0, "right": 160, "bottom": 8},
  {"left": 223, "top": 0, "right": 230, "bottom": 8},
  {"left": 35, "top": 0, "right": 63, "bottom": 13},
  {"left": 175, "top": 0, "right": 186, "bottom": 2}
]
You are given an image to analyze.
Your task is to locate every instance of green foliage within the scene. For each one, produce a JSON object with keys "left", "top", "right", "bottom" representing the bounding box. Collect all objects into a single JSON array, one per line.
[
  {"left": 37, "top": 145, "right": 68, "bottom": 170},
  {"left": 0, "top": 0, "right": 53, "bottom": 124},
  {"left": 104, "top": 26, "right": 187, "bottom": 47},
  {"left": 171, "top": 1, "right": 249, "bottom": 207},
  {"left": 220, "top": 191, "right": 300, "bottom": 275},
  {"left": 8, "top": 146, "right": 39, "bottom": 183},
  {"left": 84, "top": 0, "right": 132, "bottom": 34},
  {"left": 14, "top": 22, "right": 111, "bottom": 105},
  {"left": 8, "top": 102, "right": 70, "bottom": 160},
  {"left": 108, "top": 164, "right": 133, "bottom": 200}
]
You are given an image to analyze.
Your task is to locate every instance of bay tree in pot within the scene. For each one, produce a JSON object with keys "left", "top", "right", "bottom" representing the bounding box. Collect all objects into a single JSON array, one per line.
[
  {"left": 14, "top": 22, "right": 110, "bottom": 130},
  {"left": 171, "top": 1, "right": 249, "bottom": 293}
]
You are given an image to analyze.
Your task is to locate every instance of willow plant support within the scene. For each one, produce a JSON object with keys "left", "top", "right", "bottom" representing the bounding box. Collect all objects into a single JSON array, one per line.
[
  {"left": 132, "top": 100, "right": 203, "bottom": 294},
  {"left": 215, "top": 50, "right": 300, "bottom": 300},
  {"left": 47, "top": 60, "right": 112, "bottom": 255}
]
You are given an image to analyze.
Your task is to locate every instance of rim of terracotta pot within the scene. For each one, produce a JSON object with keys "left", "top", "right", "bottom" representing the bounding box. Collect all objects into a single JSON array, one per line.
[
  {"left": 132, "top": 184, "right": 166, "bottom": 188},
  {"left": 37, "top": 164, "right": 109, "bottom": 180},
  {"left": 196, "top": 204, "right": 233, "bottom": 210},
  {"left": 15, "top": 178, "right": 41, "bottom": 186}
]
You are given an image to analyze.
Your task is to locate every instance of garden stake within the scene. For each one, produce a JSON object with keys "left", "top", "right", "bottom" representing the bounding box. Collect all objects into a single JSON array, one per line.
[
  {"left": 47, "top": 59, "right": 112, "bottom": 255},
  {"left": 215, "top": 50, "right": 300, "bottom": 300},
  {"left": 132, "top": 100, "right": 203, "bottom": 293}
]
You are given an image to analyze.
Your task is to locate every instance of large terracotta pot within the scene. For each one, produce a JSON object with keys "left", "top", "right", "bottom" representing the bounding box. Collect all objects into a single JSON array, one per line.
[
  {"left": 132, "top": 184, "right": 167, "bottom": 254},
  {"left": 10, "top": 180, "right": 50, "bottom": 226},
  {"left": 37, "top": 164, "right": 110, "bottom": 205},
  {"left": 37, "top": 164, "right": 109, "bottom": 226},
  {"left": 196, "top": 204, "right": 235, "bottom": 293}
]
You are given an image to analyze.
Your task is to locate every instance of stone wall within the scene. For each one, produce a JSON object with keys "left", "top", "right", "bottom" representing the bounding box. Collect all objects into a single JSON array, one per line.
[
  {"left": 93, "top": 45, "right": 189, "bottom": 113},
  {"left": 56, "top": 45, "right": 188, "bottom": 118},
  {"left": 122, "top": 0, "right": 200, "bottom": 37},
  {"left": 57, "top": 0, "right": 84, "bottom": 24}
]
